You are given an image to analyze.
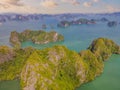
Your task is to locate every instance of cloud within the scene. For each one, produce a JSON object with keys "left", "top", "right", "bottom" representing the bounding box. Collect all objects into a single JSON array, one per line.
[
  {"left": 106, "top": 5, "right": 117, "bottom": 12},
  {"left": 0, "top": 0, "right": 120, "bottom": 14},
  {"left": 92, "top": 0, "right": 99, "bottom": 3},
  {"left": 83, "top": 2, "right": 92, "bottom": 7},
  {"left": 0, "top": 0, "right": 23, "bottom": 9},
  {"left": 40, "top": 0, "right": 58, "bottom": 8},
  {"left": 0, "top": 0, "right": 23, "bottom": 6},
  {"left": 61, "top": 0, "right": 80, "bottom": 5},
  {"left": 0, "top": 3, "right": 9, "bottom": 9}
]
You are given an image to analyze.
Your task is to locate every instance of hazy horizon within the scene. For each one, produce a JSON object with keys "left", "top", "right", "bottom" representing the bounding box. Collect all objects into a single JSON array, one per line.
[
  {"left": 0, "top": 11, "right": 120, "bottom": 15},
  {"left": 0, "top": 0, "right": 120, "bottom": 14}
]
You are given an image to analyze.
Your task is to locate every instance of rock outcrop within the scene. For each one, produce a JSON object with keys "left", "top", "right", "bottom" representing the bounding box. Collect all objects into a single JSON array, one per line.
[
  {"left": 57, "top": 18, "right": 96, "bottom": 28},
  {"left": 10, "top": 30, "right": 64, "bottom": 48},
  {"left": 0, "top": 46, "right": 15, "bottom": 64},
  {"left": 79, "top": 50, "right": 104, "bottom": 82},
  {"left": 107, "top": 21, "right": 117, "bottom": 27},
  {"left": 57, "top": 21, "right": 71, "bottom": 28},
  {"left": 88, "top": 38, "right": 120, "bottom": 61}
]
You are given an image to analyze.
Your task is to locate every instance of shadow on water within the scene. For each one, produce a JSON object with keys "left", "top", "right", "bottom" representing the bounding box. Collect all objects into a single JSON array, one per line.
[{"left": 0, "top": 80, "right": 21, "bottom": 90}]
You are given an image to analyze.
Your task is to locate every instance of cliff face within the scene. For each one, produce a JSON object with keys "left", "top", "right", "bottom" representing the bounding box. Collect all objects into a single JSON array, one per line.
[
  {"left": 10, "top": 31, "right": 21, "bottom": 48},
  {"left": 79, "top": 50, "right": 104, "bottom": 82},
  {"left": 0, "top": 46, "right": 15, "bottom": 64},
  {"left": 10, "top": 30, "right": 64, "bottom": 48},
  {"left": 0, "top": 47, "right": 35, "bottom": 81},
  {"left": 20, "top": 46, "right": 86, "bottom": 90},
  {"left": 0, "top": 38, "right": 120, "bottom": 90}
]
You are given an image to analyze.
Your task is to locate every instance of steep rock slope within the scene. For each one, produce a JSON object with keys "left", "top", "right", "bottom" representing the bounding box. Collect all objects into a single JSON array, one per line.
[
  {"left": 20, "top": 46, "right": 86, "bottom": 90},
  {"left": 0, "top": 46, "right": 15, "bottom": 64}
]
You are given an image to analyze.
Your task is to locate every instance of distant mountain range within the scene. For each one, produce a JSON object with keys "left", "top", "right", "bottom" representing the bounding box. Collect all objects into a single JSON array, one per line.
[{"left": 0, "top": 12, "right": 120, "bottom": 23}]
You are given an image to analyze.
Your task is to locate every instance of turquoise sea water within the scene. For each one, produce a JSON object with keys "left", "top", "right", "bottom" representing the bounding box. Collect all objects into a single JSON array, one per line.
[
  {"left": 0, "top": 18, "right": 120, "bottom": 90},
  {"left": 77, "top": 54, "right": 120, "bottom": 90}
]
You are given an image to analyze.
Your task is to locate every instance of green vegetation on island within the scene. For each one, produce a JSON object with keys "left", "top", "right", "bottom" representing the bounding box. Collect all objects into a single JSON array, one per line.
[
  {"left": 0, "top": 38, "right": 120, "bottom": 90},
  {"left": 0, "top": 46, "right": 35, "bottom": 81},
  {"left": 0, "top": 46, "right": 15, "bottom": 64},
  {"left": 79, "top": 50, "right": 104, "bottom": 82},
  {"left": 88, "top": 38, "right": 120, "bottom": 61},
  {"left": 10, "top": 30, "right": 64, "bottom": 48}
]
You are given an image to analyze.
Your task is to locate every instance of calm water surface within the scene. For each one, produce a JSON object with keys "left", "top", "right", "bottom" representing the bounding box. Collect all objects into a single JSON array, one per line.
[
  {"left": 0, "top": 80, "right": 21, "bottom": 90},
  {"left": 77, "top": 54, "right": 120, "bottom": 90}
]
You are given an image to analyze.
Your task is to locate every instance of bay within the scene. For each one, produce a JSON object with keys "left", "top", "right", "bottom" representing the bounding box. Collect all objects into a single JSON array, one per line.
[{"left": 0, "top": 16, "right": 120, "bottom": 90}]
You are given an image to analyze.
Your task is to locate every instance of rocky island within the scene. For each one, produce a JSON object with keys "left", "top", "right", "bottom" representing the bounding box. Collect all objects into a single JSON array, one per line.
[
  {"left": 57, "top": 18, "right": 96, "bottom": 28},
  {"left": 57, "top": 21, "right": 71, "bottom": 28},
  {"left": 0, "top": 38, "right": 120, "bottom": 90},
  {"left": 107, "top": 21, "right": 117, "bottom": 27},
  {"left": 100, "top": 17, "right": 109, "bottom": 22},
  {"left": 10, "top": 30, "right": 64, "bottom": 48}
]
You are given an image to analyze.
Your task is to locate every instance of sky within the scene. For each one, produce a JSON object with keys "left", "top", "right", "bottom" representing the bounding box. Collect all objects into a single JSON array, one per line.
[{"left": 0, "top": 0, "right": 120, "bottom": 14}]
